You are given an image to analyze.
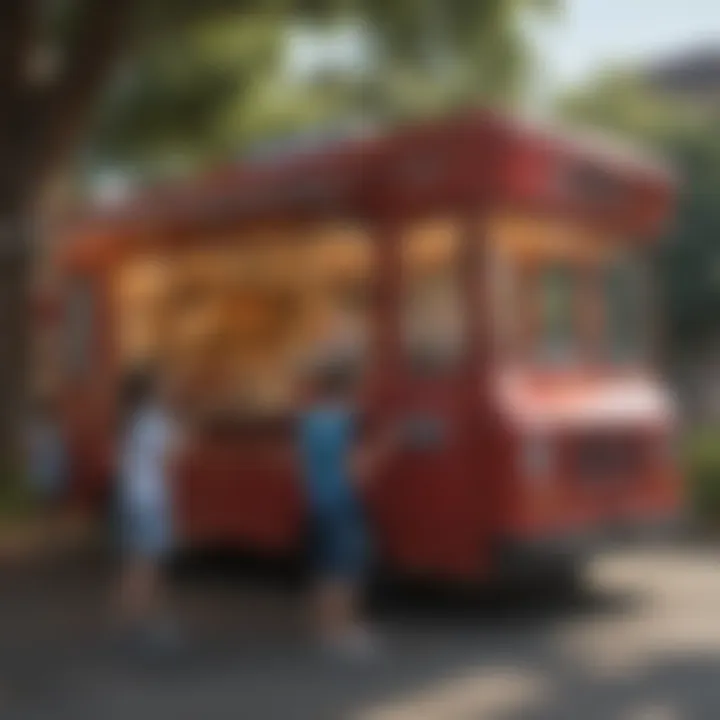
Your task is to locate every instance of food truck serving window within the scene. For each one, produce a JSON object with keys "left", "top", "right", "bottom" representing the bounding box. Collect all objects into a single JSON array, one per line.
[{"left": 114, "top": 224, "right": 374, "bottom": 418}]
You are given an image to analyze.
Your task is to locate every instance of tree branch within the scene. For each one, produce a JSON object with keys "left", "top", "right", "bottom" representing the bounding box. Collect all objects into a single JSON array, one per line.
[
  {"left": 0, "top": 0, "right": 38, "bottom": 101},
  {"left": 30, "top": 0, "right": 140, "bottom": 191},
  {"left": 0, "top": 0, "right": 41, "bottom": 207}
]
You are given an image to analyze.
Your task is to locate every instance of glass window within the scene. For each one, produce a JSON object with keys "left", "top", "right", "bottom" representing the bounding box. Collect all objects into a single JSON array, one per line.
[
  {"left": 489, "top": 247, "right": 518, "bottom": 358},
  {"left": 65, "top": 279, "right": 95, "bottom": 377},
  {"left": 402, "top": 221, "right": 464, "bottom": 375},
  {"left": 535, "top": 264, "right": 578, "bottom": 365},
  {"left": 604, "top": 256, "right": 647, "bottom": 363}
]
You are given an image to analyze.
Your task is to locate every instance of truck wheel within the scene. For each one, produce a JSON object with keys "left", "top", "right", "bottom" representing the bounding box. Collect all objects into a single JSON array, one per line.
[{"left": 546, "top": 558, "right": 587, "bottom": 601}]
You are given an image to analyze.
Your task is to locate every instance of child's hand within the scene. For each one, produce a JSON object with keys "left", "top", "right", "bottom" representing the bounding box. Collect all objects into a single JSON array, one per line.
[{"left": 351, "top": 420, "right": 404, "bottom": 488}]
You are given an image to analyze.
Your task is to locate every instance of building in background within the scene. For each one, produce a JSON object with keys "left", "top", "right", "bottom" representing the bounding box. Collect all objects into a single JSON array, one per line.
[{"left": 645, "top": 45, "right": 720, "bottom": 110}]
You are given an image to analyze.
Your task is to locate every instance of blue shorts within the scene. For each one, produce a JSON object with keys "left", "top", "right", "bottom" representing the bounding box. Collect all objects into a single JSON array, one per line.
[
  {"left": 312, "top": 507, "right": 369, "bottom": 581},
  {"left": 119, "top": 502, "right": 173, "bottom": 560}
]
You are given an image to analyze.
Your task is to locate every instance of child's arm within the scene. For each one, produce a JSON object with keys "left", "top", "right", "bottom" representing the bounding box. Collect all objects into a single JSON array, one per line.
[
  {"left": 164, "top": 415, "right": 192, "bottom": 480},
  {"left": 350, "top": 420, "right": 402, "bottom": 490}
]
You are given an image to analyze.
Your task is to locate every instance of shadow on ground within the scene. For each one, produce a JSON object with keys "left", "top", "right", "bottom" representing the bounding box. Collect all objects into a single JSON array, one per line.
[{"left": 1, "top": 549, "right": 716, "bottom": 720}]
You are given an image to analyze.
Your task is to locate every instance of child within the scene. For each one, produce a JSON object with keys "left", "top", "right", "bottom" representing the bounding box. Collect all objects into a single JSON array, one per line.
[
  {"left": 298, "top": 357, "right": 398, "bottom": 658},
  {"left": 116, "top": 369, "right": 182, "bottom": 650}
]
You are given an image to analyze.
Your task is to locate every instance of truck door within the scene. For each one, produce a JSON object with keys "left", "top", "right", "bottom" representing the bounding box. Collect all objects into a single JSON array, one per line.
[{"left": 373, "top": 219, "right": 484, "bottom": 579}]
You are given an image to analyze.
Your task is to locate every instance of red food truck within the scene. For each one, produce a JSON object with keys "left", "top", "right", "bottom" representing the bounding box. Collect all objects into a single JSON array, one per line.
[{"left": 51, "top": 111, "right": 679, "bottom": 582}]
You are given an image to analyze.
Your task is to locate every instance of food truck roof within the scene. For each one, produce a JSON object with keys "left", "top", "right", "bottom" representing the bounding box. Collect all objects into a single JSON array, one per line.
[{"left": 63, "top": 110, "right": 674, "bottom": 247}]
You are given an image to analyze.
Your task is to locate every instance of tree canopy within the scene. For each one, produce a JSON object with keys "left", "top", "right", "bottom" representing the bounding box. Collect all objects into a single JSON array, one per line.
[
  {"left": 562, "top": 71, "right": 720, "bottom": 352},
  {"left": 89, "top": 0, "right": 558, "bottom": 176}
]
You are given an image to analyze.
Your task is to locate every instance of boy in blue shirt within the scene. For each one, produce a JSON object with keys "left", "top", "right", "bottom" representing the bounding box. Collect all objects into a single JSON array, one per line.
[{"left": 298, "top": 358, "right": 398, "bottom": 657}]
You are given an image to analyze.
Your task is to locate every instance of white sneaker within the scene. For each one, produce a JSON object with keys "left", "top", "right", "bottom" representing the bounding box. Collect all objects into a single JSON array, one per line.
[{"left": 325, "top": 626, "right": 381, "bottom": 662}]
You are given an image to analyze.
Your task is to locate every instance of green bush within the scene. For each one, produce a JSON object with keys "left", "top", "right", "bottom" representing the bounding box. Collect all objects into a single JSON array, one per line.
[
  {"left": 0, "top": 470, "right": 36, "bottom": 526},
  {"left": 684, "top": 428, "right": 720, "bottom": 528}
]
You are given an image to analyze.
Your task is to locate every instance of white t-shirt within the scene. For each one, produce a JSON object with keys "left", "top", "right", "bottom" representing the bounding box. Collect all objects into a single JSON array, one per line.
[{"left": 119, "top": 405, "right": 176, "bottom": 512}]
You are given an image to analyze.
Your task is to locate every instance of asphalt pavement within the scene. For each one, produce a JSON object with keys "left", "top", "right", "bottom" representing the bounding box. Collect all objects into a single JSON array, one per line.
[{"left": 2, "top": 546, "right": 720, "bottom": 720}]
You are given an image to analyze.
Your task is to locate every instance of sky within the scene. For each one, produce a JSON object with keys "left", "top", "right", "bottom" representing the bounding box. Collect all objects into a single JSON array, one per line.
[
  {"left": 537, "top": 0, "right": 720, "bottom": 90},
  {"left": 288, "top": 2, "right": 720, "bottom": 99}
]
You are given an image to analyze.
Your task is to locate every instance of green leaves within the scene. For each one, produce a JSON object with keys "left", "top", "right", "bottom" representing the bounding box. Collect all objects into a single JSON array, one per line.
[
  {"left": 90, "top": 13, "right": 282, "bottom": 171},
  {"left": 86, "top": 0, "right": 562, "bottom": 175},
  {"left": 562, "top": 71, "right": 720, "bottom": 350}
]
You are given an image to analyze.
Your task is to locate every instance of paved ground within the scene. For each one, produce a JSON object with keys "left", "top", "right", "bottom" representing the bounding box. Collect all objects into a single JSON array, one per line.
[{"left": 3, "top": 546, "right": 720, "bottom": 720}]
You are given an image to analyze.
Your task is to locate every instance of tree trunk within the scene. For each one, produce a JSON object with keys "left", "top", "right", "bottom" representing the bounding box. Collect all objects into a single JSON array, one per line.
[
  {"left": 0, "top": 0, "right": 140, "bottom": 480},
  {"left": 0, "top": 212, "right": 32, "bottom": 477}
]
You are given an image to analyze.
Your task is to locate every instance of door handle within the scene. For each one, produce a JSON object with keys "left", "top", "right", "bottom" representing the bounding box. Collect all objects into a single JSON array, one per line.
[{"left": 401, "top": 414, "right": 446, "bottom": 451}]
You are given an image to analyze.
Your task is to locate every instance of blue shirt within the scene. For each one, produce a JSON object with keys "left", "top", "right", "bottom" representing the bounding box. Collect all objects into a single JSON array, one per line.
[{"left": 298, "top": 404, "right": 357, "bottom": 516}]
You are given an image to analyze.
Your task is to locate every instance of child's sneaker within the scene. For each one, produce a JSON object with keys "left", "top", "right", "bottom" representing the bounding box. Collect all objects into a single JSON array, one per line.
[{"left": 324, "top": 626, "right": 381, "bottom": 662}]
